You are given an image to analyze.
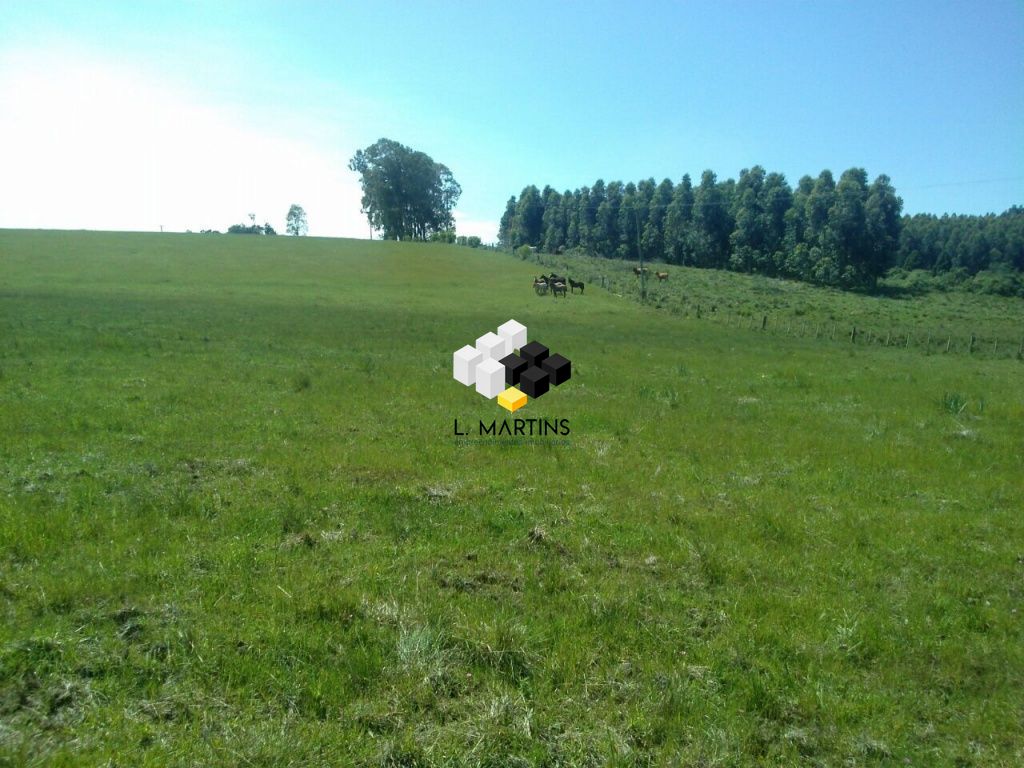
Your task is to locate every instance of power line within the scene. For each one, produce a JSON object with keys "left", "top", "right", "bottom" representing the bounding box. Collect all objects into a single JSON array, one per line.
[{"left": 899, "top": 176, "right": 1024, "bottom": 191}]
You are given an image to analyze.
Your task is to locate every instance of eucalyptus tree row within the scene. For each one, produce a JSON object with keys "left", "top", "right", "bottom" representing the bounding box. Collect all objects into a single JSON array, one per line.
[
  {"left": 500, "top": 167, "right": 907, "bottom": 289},
  {"left": 896, "top": 207, "right": 1024, "bottom": 275}
]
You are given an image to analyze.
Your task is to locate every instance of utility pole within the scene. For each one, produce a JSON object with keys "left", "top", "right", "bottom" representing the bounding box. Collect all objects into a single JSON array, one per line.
[{"left": 635, "top": 205, "right": 646, "bottom": 302}]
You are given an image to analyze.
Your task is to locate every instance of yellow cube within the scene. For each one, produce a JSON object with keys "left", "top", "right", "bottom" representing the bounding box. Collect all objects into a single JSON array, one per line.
[{"left": 497, "top": 387, "right": 527, "bottom": 413}]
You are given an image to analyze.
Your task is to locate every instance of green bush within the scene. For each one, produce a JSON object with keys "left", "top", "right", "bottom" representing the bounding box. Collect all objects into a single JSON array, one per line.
[{"left": 964, "top": 268, "right": 1024, "bottom": 297}]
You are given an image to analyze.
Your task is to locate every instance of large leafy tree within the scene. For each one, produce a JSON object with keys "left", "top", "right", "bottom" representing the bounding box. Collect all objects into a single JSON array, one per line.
[
  {"left": 617, "top": 182, "right": 640, "bottom": 260},
  {"left": 595, "top": 181, "right": 622, "bottom": 258},
  {"left": 761, "top": 172, "right": 793, "bottom": 268},
  {"left": 581, "top": 181, "right": 603, "bottom": 251},
  {"left": 729, "top": 166, "right": 767, "bottom": 272},
  {"left": 825, "top": 168, "right": 870, "bottom": 287},
  {"left": 512, "top": 185, "right": 544, "bottom": 247},
  {"left": 285, "top": 204, "right": 308, "bottom": 236},
  {"left": 563, "top": 189, "right": 581, "bottom": 249},
  {"left": 693, "top": 170, "right": 732, "bottom": 268},
  {"left": 498, "top": 197, "right": 517, "bottom": 248},
  {"left": 864, "top": 174, "right": 903, "bottom": 283},
  {"left": 642, "top": 178, "right": 674, "bottom": 261},
  {"left": 663, "top": 174, "right": 694, "bottom": 264},
  {"left": 541, "top": 186, "right": 565, "bottom": 253},
  {"left": 782, "top": 175, "right": 815, "bottom": 279},
  {"left": 349, "top": 138, "right": 461, "bottom": 240}
]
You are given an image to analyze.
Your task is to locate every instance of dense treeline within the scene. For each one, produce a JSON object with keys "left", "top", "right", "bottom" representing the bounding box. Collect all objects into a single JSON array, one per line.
[
  {"left": 897, "top": 208, "right": 1024, "bottom": 274},
  {"left": 499, "top": 168, "right": 1023, "bottom": 291}
]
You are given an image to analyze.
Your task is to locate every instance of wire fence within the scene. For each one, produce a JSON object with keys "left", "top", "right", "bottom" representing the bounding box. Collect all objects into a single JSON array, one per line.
[{"left": 515, "top": 248, "right": 1024, "bottom": 361}]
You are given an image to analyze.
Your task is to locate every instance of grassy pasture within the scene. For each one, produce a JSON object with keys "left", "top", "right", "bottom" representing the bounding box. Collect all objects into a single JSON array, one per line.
[
  {"left": 1, "top": 229, "right": 1022, "bottom": 766},
  {"left": 523, "top": 248, "right": 1024, "bottom": 358}
]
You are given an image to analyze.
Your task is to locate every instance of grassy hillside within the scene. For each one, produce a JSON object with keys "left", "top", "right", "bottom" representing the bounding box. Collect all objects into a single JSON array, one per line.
[
  {"left": 1, "top": 230, "right": 1022, "bottom": 766},
  {"left": 519, "top": 247, "right": 1024, "bottom": 358}
]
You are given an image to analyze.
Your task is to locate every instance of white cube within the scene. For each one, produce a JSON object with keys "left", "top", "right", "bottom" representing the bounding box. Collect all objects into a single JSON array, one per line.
[
  {"left": 497, "top": 319, "right": 527, "bottom": 353},
  {"left": 474, "top": 357, "right": 506, "bottom": 399},
  {"left": 476, "top": 331, "right": 508, "bottom": 360},
  {"left": 453, "top": 344, "right": 483, "bottom": 386}
]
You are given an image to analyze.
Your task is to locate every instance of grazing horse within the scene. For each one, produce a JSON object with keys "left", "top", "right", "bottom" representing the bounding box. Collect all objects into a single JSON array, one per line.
[
  {"left": 533, "top": 277, "right": 549, "bottom": 296},
  {"left": 655, "top": 271, "right": 669, "bottom": 282},
  {"left": 551, "top": 281, "right": 567, "bottom": 298},
  {"left": 633, "top": 266, "right": 649, "bottom": 276},
  {"left": 568, "top": 278, "right": 584, "bottom": 294}
]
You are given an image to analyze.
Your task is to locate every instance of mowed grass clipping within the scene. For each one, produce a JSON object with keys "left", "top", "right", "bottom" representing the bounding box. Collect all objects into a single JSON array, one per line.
[{"left": 1, "top": 230, "right": 1022, "bottom": 767}]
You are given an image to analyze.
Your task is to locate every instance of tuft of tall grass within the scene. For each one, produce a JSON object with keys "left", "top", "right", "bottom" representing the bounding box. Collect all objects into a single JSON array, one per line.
[{"left": 941, "top": 392, "right": 968, "bottom": 415}]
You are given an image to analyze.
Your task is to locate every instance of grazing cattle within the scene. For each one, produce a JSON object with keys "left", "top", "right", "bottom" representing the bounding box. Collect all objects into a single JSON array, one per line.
[
  {"left": 633, "top": 266, "right": 649, "bottom": 276},
  {"left": 655, "top": 271, "right": 669, "bottom": 281},
  {"left": 551, "top": 281, "right": 567, "bottom": 298},
  {"left": 568, "top": 278, "right": 584, "bottom": 294}
]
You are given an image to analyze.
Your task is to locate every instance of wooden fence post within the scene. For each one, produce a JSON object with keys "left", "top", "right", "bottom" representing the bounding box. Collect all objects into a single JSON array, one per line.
[
  {"left": 906, "top": 333, "right": 911, "bottom": 349},
  {"left": 969, "top": 334, "right": 976, "bottom": 355},
  {"left": 762, "top": 315, "right": 767, "bottom": 331},
  {"left": 945, "top": 336, "right": 952, "bottom": 353},
  {"left": 884, "top": 331, "right": 891, "bottom": 346},
  {"left": 851, "top": 326, "right": 857, "bottom": 343}
]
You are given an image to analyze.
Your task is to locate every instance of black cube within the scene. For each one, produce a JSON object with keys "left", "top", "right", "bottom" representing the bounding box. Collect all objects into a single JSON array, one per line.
[
  {"left": 499, "top": 353, "right": 528, "bottom": 386},
  {"left": 519, "top": 366, "right": 550, "bottom": 398},
  {"left": 541, "top": 353, "right": 571, "bottom": 386},
  {"left": 520, "top": 341, "right": 549, "bottom": 368}
]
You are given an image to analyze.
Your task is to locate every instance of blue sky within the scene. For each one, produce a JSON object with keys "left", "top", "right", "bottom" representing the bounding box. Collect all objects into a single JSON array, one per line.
[{"left": 1, "top": 1, "right": 1021, "bottom": 240}]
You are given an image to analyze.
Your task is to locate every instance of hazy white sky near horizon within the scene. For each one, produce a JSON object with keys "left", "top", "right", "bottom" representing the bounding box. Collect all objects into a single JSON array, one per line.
[
  {"left": 0, "top": 50, "right": 375, "bottom": 237},
  {"left": 1, "top": 1, "right": 1022, "bottom": 241},
  {"left": 0, "top": 44, "right": 498, "bottom": 240}
]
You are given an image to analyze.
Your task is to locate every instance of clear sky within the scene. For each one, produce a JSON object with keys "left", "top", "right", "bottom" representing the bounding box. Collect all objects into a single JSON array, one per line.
[{"left": 1, "top": 1, "right": 1022, "bottom": 241}]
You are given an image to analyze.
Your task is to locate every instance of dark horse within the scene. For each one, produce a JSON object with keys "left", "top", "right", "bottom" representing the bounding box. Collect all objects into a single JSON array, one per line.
[{"left": 568, "top": 278, "right": 584, "bottom": 294}]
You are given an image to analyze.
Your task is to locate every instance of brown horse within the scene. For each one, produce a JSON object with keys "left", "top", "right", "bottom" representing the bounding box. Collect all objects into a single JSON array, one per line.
[{"left": 655, "top": 271, "right": 669, "bottom": 281}]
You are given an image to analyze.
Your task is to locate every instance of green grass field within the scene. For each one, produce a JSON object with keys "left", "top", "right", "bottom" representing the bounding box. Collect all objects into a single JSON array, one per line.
[
  {"left": 518, "top": 248, "right": 1024, "bottom": 359},
  {"left": 1, "top": 230, "right": 1022, "bottom": 766}
]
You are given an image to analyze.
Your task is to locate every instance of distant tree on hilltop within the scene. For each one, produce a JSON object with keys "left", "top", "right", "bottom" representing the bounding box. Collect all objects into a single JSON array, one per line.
[
  {"left": 228, "top": 213, "right": 277, "bottom": 236},
  {"left": 286, "top": 204, "right": 308, "bottom": 236},
  {"left": 349, "top": 138, "right": 461, "bottom": 240}
]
